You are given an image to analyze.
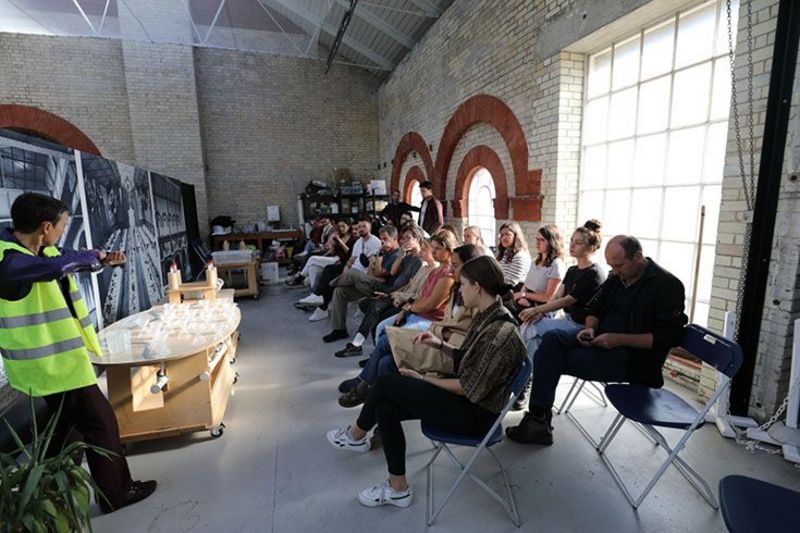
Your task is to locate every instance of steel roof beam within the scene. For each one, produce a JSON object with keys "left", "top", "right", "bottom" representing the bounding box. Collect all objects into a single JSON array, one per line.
[{"left": 334, "top": 0, "right": 415, "bottom": 48}]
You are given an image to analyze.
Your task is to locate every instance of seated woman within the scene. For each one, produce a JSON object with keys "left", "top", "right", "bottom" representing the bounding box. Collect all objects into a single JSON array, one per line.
[
  {"left": 495, "top": 221, "right": 531, "bottom": 287},
  {"left": 511, "top": 221, "right": 605, "bottom": 410},
  {"left": 511, "top": 224, "right": 566, "bottom": 317},
  {"left": 287, "top": 218, "right": 353, "bottom": 289},
  {"left": 338, "top": 244, "right": 482, "bottom": 407},
  {"left": 462, "top": 225, "right": 494, "bottom": 256},
  {"left": 326, "top": 256, "right": 526, "bottom": 509}
]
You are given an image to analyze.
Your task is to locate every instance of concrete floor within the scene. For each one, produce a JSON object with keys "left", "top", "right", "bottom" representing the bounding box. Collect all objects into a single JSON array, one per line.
[{"left": 91, "top": 285, "right": 800, "bottom": 533}]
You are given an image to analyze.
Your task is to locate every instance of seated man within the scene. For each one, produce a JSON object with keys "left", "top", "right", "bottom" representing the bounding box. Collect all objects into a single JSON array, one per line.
[
  {"left": 287, "top": 219, "right": 352, "bottom": 289},
  {"left": 333, "top": 224, "right": 425, "bottom": 356},
  {"left": 303, "top": 218, "right": 381, "bottom": 321},
  {"left": 323, "top": 225, "right": 405, "bottom": 343},
  {"left": 505, "top": 235, "right": 687, "bottom": 445}
]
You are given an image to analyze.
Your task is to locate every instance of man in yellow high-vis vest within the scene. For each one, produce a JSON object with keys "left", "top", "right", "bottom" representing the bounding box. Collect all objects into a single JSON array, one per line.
[{"left": 0, "top": 192, "right": 156, "bottom": 513}]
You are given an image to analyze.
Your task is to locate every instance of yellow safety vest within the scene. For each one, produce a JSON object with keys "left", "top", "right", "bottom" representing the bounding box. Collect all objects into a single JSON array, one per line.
[{"left": 0, "top": 240, "right": 101, "bottom": 396}]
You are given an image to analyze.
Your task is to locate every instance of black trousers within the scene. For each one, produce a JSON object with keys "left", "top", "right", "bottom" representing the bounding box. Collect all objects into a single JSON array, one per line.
[
  {"left": 529, "top": 329, "right": 632, "bottom": 411},
  {"left": 44, "top": 384, "right": 133, "bottom": 506},
  {"left": 356, "top": 374, "right": 496, "bottom": 476},
  {"left": 317, "top": 263, "right": 344, "bottom": 309},
  {"left": 357, "top": 298, "right": 399, "bottom": 341}
]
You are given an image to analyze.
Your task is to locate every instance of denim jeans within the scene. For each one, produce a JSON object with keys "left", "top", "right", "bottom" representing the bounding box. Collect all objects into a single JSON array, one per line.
[{"left": 524, "top": 316, "right": 584, "bottom": 366}]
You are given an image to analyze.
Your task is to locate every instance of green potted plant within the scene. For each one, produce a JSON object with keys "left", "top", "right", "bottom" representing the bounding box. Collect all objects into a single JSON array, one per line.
[{"left": 0, "top": 398, "right": 110, "bottom": 532}]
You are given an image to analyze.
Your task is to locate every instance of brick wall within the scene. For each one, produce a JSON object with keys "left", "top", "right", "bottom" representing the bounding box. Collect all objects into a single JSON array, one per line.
[{"left": 195, "top": 48, "right": 380, "bottom": 227}]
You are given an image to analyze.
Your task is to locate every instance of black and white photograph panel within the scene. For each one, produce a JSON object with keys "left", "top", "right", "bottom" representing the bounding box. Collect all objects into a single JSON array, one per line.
[
  {"left": 151, "top": 172, "right": 192, "bottom": 283},
  {"left": 81, "top": 153, "right": 163, "bottom": 325}
]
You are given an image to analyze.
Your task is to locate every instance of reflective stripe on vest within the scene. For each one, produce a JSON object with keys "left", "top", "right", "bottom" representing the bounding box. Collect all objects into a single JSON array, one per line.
[{"left": 0, "top": 239, "right": 99, "bottom": 396}]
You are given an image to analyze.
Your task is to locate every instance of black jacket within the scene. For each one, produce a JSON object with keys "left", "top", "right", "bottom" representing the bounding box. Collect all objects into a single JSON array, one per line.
[{"left": 588, "top": 258, "right": 687, "bottom": 387}]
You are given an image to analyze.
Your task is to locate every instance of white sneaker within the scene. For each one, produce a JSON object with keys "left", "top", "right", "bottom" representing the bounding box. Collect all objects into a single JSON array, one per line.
[
  {"left": 326, "top": 426, "right": 370, "bottom": 453},
  {"left": 308, "top": 308, "right": 328, "bottom": 322},
  {"left": 298, "top": 293, "right": 324, "bottom": 305},
  {"left": 358, "top": 480, "right": 413, "bottom": 508}
]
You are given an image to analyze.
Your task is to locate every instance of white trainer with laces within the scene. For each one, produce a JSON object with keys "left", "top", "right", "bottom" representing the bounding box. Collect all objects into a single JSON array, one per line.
[
  {"left": 308, "top": 308, "right": 328, "bottom": 322},
  {"left": 298, "top": 293, "right": 324, "bottom": 305},
  {"left": 326, "top": 426, "right": 370, "bottom": 453},
  {"left": 358, "top": 481, "right": 413, "bottom": 508}
]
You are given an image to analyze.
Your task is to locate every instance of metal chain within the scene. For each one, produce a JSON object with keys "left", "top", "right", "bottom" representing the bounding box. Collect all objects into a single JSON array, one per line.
[{"left": 722, "top": 0, "right": 792, "bottom": 457}]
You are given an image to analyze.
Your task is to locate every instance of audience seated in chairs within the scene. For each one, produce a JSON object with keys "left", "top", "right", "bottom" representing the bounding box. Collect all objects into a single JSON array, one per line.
[
  {"left": 286, "top": 218, "right": 353, "bottom": 290},
  {"left": 295, "top": 218, "right": 380, "bottom": 319},
  {"left": 495, "top": 221, "right": 532, "bottom": 287},
  {"left": 505, "top": 235, "right": 687, "bottom": 445},
  {"left": 337, "top": 244, "right": 483, "bottom": 407},
  {"left": 335, "top": 225, "right": 429, "bottom": 358},
  {"left": 288, "top": 216, "right": 334, "bottom": 275},
  {"left": 326, "top": 255, "right": 526, "bottom": 510},
  {"left": 322, "top": 225, "right": 403, "bottom": 343},
  {"left": 513, "top": 220, "right": 606, "bottom": 409}
]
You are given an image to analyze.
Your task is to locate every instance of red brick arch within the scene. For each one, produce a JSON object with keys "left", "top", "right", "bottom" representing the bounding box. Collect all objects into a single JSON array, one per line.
[
  {"left": 389, "top": 131, "right": 434, "bottom": 197},
  {"left": 403, "top": 166, "right": 425, "bottom": 203},
  {"left": 451, "top": 145, "right": 509, "bottom": 220},
  {"left": 0, "top": 105, "right": 101, "bottom": 155},
  {"left": 433, "top": 94, "right": 541, "bottom": 221}
]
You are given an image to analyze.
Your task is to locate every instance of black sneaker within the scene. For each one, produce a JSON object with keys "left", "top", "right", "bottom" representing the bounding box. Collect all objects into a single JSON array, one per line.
[
  {"left": 323, "top": 329, "right": 349, "bottom": 343},
  {"left": 284, "top": 275, "right": 305, "bottom": 288},
  {"left": 99, "top": 479, "right": 157, "bottom": 514},
  {"left": 358, "top": 358, "right": 369, "bottom": 368},
  {"left": 338, "top": 381, "right": 370, "bottom": 408},
  {"left": 338, "top": 377, "right": 359, "bottom": 393},
  {"left": 505, "top": 412, "right": 554, "bottom": 445},
  {"left": 335, "top": 343, "right": 363, "bottom": 358}
]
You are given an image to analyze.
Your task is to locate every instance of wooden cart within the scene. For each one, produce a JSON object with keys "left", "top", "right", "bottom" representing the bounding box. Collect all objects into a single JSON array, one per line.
[{"left": 94, "top": 301, "right": 241, "bottom": 442}]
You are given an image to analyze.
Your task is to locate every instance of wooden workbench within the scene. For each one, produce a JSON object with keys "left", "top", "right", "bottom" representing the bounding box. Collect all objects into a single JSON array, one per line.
[
  {"left": 210, "top": 230, "right": 304, "bottom": 252},
  {"left": 216, "top": 260, "right": 260, "bottom": 299},
  {"left": 94, "top": 301, "right": 241, "bottom": 442}
]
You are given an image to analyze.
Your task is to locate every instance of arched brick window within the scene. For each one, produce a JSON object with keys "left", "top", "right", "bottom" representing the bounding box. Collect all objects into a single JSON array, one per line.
[{"left": 0, "top": 105, "right": 101, "bottom": 155}]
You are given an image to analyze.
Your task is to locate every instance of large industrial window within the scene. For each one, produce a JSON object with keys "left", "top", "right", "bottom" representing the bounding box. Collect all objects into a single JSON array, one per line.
[
  {"left": 467, "top": 168, "right": 496, "bottom": 248},
  {"left": 578, "top": 0, "right": 738, "bottom": 326}
]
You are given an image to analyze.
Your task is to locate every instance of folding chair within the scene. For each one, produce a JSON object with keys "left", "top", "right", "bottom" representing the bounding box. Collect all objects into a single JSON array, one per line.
[
  {"left": 421, "top": 357, "right": 532, "bottom": 527},
  {"left": 595, "top": 324, "right": 743, "bottom": 509},
  {"left": 719, "top": 475, "right": 800, "bottom": 533}
]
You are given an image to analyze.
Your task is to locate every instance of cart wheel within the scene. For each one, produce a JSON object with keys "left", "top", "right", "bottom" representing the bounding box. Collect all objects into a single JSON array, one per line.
[
  {"left": 229, "top": 357, "right": 236, "bottom": 365},
  {"left": 233, "top": 372, "right": 240, "bottom": 384},
  {"left": 254, "top": 293, "right": 260, "bottom": 300},
  {"left": 210, "top": 423, "right": 226, "bottom": 438}
]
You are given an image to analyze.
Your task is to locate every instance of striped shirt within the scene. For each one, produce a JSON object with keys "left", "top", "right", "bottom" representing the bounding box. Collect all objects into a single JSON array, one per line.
[{"left": 498, "top": 249, "right": 532, "bottom": 287}]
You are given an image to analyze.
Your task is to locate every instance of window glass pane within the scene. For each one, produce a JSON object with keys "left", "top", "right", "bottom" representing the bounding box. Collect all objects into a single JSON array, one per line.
[
  {"left": 409, "top": 181, "right": 422, "bottom": 208},
  {"left": 630, "top": 188, "right": 662, "bottom": 238},
  {"left": 587, "top": 49, "right": 612, "bottom": 98},
  {"left": 675, "top": 2, "right": 717, "bottom": 69},
  {"left": 582, "top": 144, "right": 607, "bottom": 190},
  {"left": 579, "top": 190, "right": 604, "bottom": 228},
  {"left": 716, "top": 0, "right": 739, "bottom": 56},
  {"left": 633, "top": 133, "right": 667, "bottom": 186},
  {"left": 584, "top": 97, "right": 609, "bottom": 144},
  {"left": 703, "top": 122, "right": 727, "bottom": 183},
  {"left": 607, "top": 140, "right": 634, "bottom": 188},
  {"left": 710, "top": 58, "right": 732, "bottom": 120},
  {"left": 701, "top": 185, "right": 721, "bottom": 244},
  {"left": 671, "top": 62, "right": 712, "bottom": 127},
  {"left": 637, "top": 75, "right": 671, "bottom": 134},
  {"left": 662, "top": 186, "right": 701, "bottom": 241},
  {"left": 603, "top": 189, "right": 630, "bottom": 236},
  {"left": 666, "top": 126, "right": 705, "bottom": 184},
  {"left": 640, "top": 239, "right": 660, "bottom": 262},
  {"left": 659, "top": 241, "right": 696, "bottom": 291},
  {"left": 612, "top": 35, "right": 641, "bottom": 89},
  {"left": 696, "top": 245, "right": 716, "bottom": 300},
  {"left": 608, "top": 87, "right": 637, "bottom": 139},
  {"left": 641, "top": 20, "right": 675, "bottom": 80},
  {"left": 692, "top": 301, "right": 710, "bottom": 327}
]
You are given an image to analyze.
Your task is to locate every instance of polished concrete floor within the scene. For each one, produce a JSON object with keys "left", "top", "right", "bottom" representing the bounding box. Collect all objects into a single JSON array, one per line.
[{"left": 92, "top": 285, "right": 800, "bottom": 532}]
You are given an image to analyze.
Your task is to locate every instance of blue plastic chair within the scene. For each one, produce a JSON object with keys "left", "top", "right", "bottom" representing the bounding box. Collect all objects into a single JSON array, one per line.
[
  {"left": 719, "top": 475, "right": 800, "bottom": 532},
  {"left": 596, "top": 324, "right": 743, "bottom": 509},
  {"left": 421, "top": 357, "right": 532, "bottom": 527}
]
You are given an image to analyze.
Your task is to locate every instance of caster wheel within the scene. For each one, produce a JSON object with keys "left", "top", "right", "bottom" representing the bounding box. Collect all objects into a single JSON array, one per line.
[
  {"left": 233, "top": 372, "right": 240, "bottom": 384},
  {"left": 210, "top": 423, "right": 226, "bottom": 438},
  {"left": 230, "top": 357, "right": 237, "bottom": 365}
]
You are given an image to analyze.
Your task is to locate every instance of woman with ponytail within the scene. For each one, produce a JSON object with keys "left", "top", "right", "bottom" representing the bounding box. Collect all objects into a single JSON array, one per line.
[{"left": 326, "top": 256, "right": 526, "bottom": 510}]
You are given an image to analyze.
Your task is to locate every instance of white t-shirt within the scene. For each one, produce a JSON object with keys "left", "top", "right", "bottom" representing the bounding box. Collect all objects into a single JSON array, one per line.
[
  {"left": 350, "top": 234, "right": 382, "bottom": 273},
  {"left": 524, "top": 258, "right": 566, "bottom": 293}
]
